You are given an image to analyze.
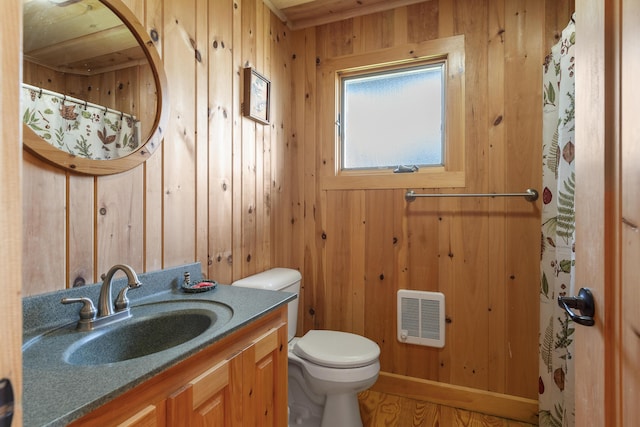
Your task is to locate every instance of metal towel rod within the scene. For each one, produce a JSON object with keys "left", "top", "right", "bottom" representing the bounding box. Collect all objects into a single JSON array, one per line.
[{"left": 405, "top": 188, "right": 539, "bottom": 202}]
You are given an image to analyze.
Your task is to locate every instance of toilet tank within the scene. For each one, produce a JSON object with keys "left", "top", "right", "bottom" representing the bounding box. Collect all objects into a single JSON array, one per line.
[{"left": 232, "top": 268, "right": 301, "bottom": 342}]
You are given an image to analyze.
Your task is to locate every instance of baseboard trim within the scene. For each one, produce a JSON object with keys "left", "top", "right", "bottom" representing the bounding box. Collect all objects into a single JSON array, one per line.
[{"left": 370, "top": 372, "right": 538, "bottom": 425}]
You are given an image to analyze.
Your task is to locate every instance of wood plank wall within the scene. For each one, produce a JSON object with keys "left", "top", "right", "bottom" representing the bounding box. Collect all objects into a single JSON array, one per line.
[
  {"left": 289, "top": 0, "right": 574, "bottom": 400},
  {"left": 21, "top": 0, "right": 574, "bottom": 406},
  {"left": 22, "top": 0, "right": 292, "bottom": 295},
  {"left": 2, "top": 0, "right": 23, "bottom": 425}
]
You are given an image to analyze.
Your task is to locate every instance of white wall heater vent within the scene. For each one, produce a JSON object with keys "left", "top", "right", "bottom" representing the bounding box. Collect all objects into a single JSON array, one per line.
[{"left": 397, "top": 290, "right": 445, "bottom": 348}]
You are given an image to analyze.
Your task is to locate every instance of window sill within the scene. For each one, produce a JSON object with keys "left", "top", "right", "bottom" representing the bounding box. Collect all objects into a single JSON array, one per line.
[{"left": 319, "top": 170, "right": 465, "bottom": 190}]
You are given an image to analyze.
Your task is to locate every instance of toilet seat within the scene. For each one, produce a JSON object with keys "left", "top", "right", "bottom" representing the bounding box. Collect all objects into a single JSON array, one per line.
[
  {"left": 293, "top": 330, "right": 380, "bottom": 368},
  {"left": 289, "top": 350, "right": 380, "bottom": 384}
]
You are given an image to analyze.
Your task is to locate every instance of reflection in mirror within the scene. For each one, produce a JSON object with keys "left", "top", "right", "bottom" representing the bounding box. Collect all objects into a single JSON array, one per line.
[{"left": 22, "top": 0, "right": 168, "bottom": 174}]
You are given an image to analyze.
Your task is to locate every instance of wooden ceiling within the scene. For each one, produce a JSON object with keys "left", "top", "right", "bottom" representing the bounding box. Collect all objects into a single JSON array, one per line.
[
  {"left": 266, "top": 0, "right": 431, "bottom": 29},
  {"left": 22, "top": 0, "right": 429, "bottom": 75},
  {"left": 23, "top": 0, "right": 145, "bottom": 75}
]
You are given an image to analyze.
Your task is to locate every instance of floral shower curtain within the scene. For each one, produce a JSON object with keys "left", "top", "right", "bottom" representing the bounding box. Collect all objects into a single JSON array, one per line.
[
  {"left": 539, "top": 15, "right": 576, "bottom": 427},
  {"left": 21, "top": 84, "right": 141, "bottom": 160}
]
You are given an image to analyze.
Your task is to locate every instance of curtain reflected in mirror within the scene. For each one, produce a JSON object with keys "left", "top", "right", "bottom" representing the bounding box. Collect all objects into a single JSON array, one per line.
[{"left": 22, "top": 83, "right": 141, "bottom": 160}]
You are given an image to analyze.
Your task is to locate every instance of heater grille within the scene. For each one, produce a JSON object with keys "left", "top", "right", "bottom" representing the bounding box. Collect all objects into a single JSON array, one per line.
[{"left": 397, "top": 290, "right": 445, "bottom": 348}]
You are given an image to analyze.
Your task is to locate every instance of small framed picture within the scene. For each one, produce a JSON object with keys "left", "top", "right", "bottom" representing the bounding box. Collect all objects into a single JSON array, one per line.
[{"left": 243, "top": 67, "right": 270, "bottom": 124}]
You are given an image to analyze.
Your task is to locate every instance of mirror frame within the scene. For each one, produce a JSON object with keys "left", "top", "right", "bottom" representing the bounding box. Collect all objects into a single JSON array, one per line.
[{"left": 22, "top": 0, "right": 169, "bottom": 175}]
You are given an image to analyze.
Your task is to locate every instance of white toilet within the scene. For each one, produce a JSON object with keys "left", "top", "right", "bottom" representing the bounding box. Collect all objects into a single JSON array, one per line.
[{"left": 232, "top": 268, "right": 380, "bottom": 427}]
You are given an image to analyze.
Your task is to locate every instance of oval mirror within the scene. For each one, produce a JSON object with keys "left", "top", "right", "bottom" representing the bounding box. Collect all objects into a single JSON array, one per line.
[{"left": 22, "top": 0, "right": 168, "bottom": 175}]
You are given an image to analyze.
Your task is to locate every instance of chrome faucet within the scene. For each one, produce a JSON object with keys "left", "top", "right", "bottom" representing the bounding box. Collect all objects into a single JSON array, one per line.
[
  {"left": 99, "top": 264, "right": 142, "bottom": 317},
  {"left": 62, "top": 264, "right": 142, "bottom": 331}
]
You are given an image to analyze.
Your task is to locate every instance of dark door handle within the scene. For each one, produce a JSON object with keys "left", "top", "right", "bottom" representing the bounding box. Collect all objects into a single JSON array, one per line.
[
  {"left": 0, "top": 378, "right": 14, "bottom": 427},
  {"left": 558, "top": 288, "right": 595, "bottom": 327}
]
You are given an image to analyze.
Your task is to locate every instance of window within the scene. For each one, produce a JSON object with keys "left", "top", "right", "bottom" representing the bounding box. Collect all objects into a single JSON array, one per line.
[
  {"left": 340, "top": 62, "right": 445, "bottom": 171},
  {"left": 318, "top": 35, "right": 466, "bottom": 190}
]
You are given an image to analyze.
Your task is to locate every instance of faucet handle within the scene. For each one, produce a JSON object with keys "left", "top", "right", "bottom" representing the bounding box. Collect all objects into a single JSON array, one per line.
[
  {"left": 114, "top": 281, "right": 141, "bottom": 312},
  {"left": 61, "top": 297, "right": 97, "bottom": 321}
]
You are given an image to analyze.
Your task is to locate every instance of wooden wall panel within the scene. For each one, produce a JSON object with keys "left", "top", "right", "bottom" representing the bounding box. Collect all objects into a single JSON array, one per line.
[
  {"left": 399, "top": 196, "right": 440, "bottom": 381},
  {"left": 447, "top": 0, "right": 492, "bottom": 393},
  {"left": 294, "top": 26, "right": 319, "bottom": 336},
  {"left": 208, "top": 0, "right": 235, "bottom": 284},
  {"left": 502, "top": 0, "right": 545, "bottom": 398},
  {"left": 96, "top": 169, "right": 145, "bottom": 276},
  {"left": 240, "top": 0, "right": 258, "bottom": 279},
  {"left": 406, "top": 1, "right": 439, "bottom": 42},
  {"left": 162, "top": 0, "right": 197, "bottom": 268},
  {"left": 275, "top": 20, "right": 300, "bottom": 280},
  {"left": 23, "top": 154, "right": 66, "bottom": 294},
  {"left": 1, "top": 3, "right": 23, "bottom": 423},
  {"left": 324, "top": 190, "right": 366, "bottom": 332},
  {"left": 363, "top": 190, "right": 398, "bottom": 365},
  {"left": 68, "top": 176, "right": 95, "bottom": 287},
  {"left": 144, "top": 0, "right": 165, "bottom": 274},
  {"left": 291, "top": 0, "right": 574, "bottom": 400},
  {"left": 195, "top": 0, "right": 209, "bottom": 276},
  {"left": 255, "top": 1, "right": 270, "bottom": 274},
  {"left": 487, "top": 0, "right": 508, "bottom": 394}
]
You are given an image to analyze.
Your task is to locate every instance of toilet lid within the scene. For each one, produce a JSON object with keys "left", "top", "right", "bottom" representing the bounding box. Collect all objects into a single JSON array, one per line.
[{"left": 293, "top": 330, "right": 380, "bottom": 368}]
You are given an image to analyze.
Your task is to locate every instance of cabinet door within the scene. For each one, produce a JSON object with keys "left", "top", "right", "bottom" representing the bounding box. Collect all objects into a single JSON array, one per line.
[
  {"left": 242, "top": 325, "right": 288, "bottom": 427},
  {"left": 117, "top": 404, "right": 163, "bottom": 427},
  {"left": 167, "top": 352, "right": 243, "bottom": 426},
  {"left": 71, "top": 400, "right": 166, "bottom": 426}
]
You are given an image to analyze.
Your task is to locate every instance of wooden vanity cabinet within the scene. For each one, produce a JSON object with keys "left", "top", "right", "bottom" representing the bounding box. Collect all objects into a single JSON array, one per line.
[{"left": 69, "top": 307, "right": 288, "bottom": 427}]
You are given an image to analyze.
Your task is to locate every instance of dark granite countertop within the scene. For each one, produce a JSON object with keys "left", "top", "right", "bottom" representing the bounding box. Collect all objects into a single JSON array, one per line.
[{"left": 22, "top": 263, "right": 294, "bottom": 427}]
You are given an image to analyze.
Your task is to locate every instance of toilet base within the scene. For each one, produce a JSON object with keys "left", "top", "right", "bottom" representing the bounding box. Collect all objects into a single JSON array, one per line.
[
  {"left": 289, "top": 404, "right": 321, "bottom": 427},
  {"left": 288, "top": 393, "right": 363, "bottom": 427},
  {"left": 289, "top": 358, "right": 323, "bottom": 427},
  {"left": 289, "top": 361, "right": 369, "bottom": 427},
  {"left": 320, "top": 393, "right": 363, "bottom": 427}
]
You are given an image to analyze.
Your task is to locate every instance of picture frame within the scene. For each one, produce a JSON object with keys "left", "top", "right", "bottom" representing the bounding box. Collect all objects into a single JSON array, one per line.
[{"left": 243, "top": 67, "right": 271, "bottom": 125}]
